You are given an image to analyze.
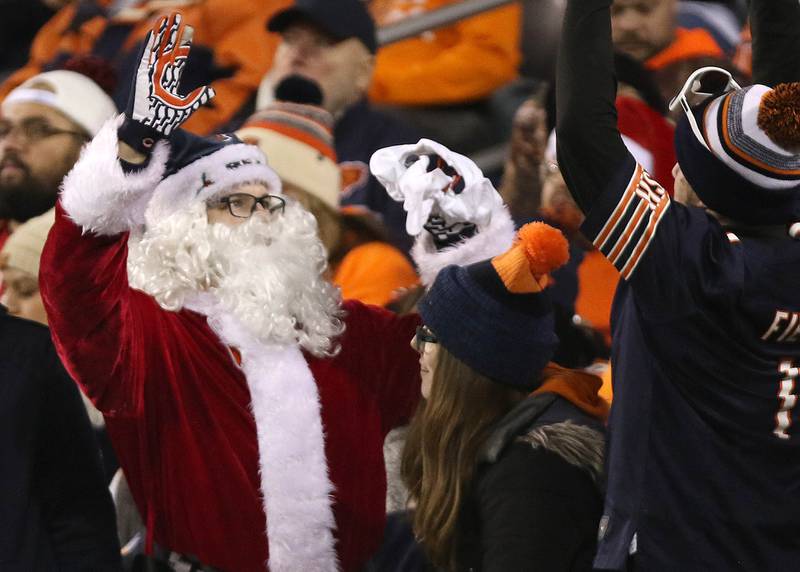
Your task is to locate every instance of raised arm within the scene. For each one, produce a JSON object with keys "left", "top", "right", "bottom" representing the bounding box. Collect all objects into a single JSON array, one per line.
[
  {"left": 40, "top": 13, "right": 214, "bottom": 414},
  {"left": 750, "top": 0, "right": 800, "bottom": 87},
  {"left": 555, "top": 0, "right": 632, "bottom": 214},
  {"left": 370, "top": 138, "right": 516, "bottom": 287}
]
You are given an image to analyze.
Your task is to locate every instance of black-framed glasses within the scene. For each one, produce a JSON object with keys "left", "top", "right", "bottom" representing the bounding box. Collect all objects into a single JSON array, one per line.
[
  {"left": 413, "top": 325, "right": 438, "bottom": 353},
  {"left": 0, "top": 118, "right": 89, "bottom": 144},
  {"left": 212, "top": 193, "right": 286, "bottom": 219}
]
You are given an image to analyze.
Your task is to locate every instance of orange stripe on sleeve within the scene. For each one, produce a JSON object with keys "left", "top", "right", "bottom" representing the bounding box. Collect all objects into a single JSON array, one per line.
[
  {"left": 620, "top": 195, "right": 671, "bottom": 280},
  {"left": 608, "top": 200, "right": 650, "bottom": 266},
  {"left": 593, "top": 164, "right": 643, "bottom": 250}
]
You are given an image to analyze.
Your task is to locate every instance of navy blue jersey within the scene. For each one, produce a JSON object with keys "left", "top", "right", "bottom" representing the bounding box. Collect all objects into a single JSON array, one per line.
[{"left": 582, "top": 155, "right": 800, "bottom": 570}]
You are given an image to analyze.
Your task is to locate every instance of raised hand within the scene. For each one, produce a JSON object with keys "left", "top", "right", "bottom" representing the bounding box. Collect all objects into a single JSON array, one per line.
[
  {"left": 120, "top": 13, "right": 216, "bottom": 153},
  {"left": 370, "top": 139, "right": 504, "bottom": 249}
]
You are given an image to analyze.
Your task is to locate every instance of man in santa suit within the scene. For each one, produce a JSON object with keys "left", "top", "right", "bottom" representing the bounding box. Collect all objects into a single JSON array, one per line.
[{"left": 39, "top": 13, "right": 515, "bottom": 572}]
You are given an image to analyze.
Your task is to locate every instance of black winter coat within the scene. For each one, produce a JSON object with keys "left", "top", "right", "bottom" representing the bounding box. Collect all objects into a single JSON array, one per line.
[
  {"left": 0, "top": 307, "right": 121, "bottom": 571},
  {"left": 455, "top": 395, "right": 605, "bottom": 572}
]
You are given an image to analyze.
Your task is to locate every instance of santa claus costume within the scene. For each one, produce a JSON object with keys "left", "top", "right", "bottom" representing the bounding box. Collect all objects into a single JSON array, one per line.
[{"left": 39, "top": 13, "right": 515, "bottom": 572}]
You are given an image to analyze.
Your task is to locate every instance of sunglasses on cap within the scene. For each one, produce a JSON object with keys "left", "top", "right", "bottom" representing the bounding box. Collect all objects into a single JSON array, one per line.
[{"left": 668, "top": 66, "right": 741, "bottom": 152}]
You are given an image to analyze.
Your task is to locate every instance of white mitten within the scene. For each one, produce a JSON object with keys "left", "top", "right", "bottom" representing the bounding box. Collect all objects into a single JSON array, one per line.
[{"left": 370, "top": 139, "right": 515, "bottom": 285}]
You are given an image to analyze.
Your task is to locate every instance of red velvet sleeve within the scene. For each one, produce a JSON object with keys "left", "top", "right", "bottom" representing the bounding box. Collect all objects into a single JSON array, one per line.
[
  {"left": 341, "top": 300, "right": 422, "bottom": 434},
  {"left": 39, "top": 202, "right": 157, "bottom": 417}
]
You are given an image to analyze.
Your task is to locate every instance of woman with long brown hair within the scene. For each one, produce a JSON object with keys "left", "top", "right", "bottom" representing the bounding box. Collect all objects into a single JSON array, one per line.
[{"left": 402, "top": 222, "right": 608, "bottom": 571}]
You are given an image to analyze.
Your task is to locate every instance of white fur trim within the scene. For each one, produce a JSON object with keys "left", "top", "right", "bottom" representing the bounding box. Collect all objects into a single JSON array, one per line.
[
  {"left": 60, "top": 115, "right": 169, "bottom": 236},
  {"left": 145, "top": 142, "right": 282, "bottom": 226},
  {"left": 412, "top": 203, "right": 516, "bottom": 287},
  {"left": 185, "top": 294, "right": 339, "bottom": 572}
]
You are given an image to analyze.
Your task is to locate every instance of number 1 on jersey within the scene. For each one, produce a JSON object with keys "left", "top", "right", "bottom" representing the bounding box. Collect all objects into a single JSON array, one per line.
[{"left": 774, "top": 360, "right": 799, "bottom": 440}]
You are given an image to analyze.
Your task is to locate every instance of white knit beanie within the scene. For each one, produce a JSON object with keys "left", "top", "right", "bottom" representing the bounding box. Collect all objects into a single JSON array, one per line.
[
  {"left": 2, "top": 70, "right": 117, "bottom": 137},
  {"left": 0, "top": 208, "right": 56, "bottom": 277}
]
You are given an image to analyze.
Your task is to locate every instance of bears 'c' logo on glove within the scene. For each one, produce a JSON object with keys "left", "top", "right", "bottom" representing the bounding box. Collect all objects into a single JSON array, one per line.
[{"left": 129, "top": 13, "right": 215, "bottom": 137}]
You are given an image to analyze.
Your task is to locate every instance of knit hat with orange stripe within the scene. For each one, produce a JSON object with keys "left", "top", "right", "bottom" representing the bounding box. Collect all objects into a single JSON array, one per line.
[
  {"left": 675, "top": 82, "right": 800, "bottom": 226},
  {"left": 418, "top": 222, "right": 570, "bottom": 391},
  {"left": 237, "top": 100, "right": 340, "bottom": 211}
]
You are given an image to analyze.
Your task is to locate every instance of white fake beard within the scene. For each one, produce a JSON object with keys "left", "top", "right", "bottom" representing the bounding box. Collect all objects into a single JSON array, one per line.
[{"left": 128, "top": 199, "right": 344, "bottom": 357}]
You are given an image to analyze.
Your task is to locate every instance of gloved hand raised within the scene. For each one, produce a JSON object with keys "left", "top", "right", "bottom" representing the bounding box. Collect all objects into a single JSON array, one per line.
[
  {"left": 371, "top": 139, "right": 516, "bottom": 286},
  {"left": 118, "top": 13, "right": 215, "bottom": 155},
  {"left": 370, "top": 139, "right": 502, "bottom": 250}
]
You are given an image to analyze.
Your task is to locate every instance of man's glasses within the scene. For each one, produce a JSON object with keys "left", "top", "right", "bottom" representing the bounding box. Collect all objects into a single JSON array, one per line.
[
  {"left": 668, "top": 66, "right": 741, "bottom": 152},
  {"left": 211, "top": 192, "right": 286, "bottom": 219},
  {"left": 0, "top": 118, "right": 89, "bottom": 145},
  {"left": 413, "top": 325, "right": 438, "bottom": 353}
]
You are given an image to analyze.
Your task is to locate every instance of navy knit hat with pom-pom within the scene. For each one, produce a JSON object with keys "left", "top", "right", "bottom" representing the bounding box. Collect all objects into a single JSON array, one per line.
[
  {"left": 418, "top": 222, "right": 570, "bottom": 391},
  {"left": 675, "top": 82, "right": 800, "bottom": 228}
]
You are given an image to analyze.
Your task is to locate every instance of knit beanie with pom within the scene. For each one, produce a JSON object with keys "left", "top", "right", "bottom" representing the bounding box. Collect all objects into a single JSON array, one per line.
[
  {"left": 675, "top": 82, "right": 800, "bottom": 227},
  {"left": 418, "top": 222, "right": 570, "bottom": 391}
]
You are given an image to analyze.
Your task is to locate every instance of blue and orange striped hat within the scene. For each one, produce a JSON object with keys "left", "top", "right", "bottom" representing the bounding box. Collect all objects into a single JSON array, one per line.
[{"left": 675, "top": 82, "right": 800, "bottom": 226}]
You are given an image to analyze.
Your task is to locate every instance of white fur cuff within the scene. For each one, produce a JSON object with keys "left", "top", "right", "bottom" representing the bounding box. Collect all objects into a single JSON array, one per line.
[
  {"left": 60, "top": 115, "right": 169, "bottom": 236},
  {"left": 412, "top": 204, "right": 516, "bottom": 287}
]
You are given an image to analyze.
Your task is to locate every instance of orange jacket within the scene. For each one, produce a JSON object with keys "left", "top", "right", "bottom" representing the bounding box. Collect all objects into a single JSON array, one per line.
[
  {"left": 333, "top": 241, "right": 419, "bottom": 307},
  {"left": 0, "top": 0, "right": 289, "bottom": 135},
  {"left": 645, "top": 26, "right": 724, "bottom": 71},
  {"left": 368, "top": 0, "right": 521, "bottom": 105}
]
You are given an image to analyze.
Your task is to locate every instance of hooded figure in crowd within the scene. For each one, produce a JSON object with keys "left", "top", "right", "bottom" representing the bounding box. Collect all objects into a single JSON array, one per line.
[{"left": 39, "top": 13, "right": 515, "bottom": 572}]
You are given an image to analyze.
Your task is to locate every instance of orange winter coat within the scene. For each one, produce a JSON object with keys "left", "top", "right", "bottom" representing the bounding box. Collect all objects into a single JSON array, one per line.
[
  {"left": 368, "top": 0, "right": 521, "bottom": 105},
  {"left": 0, "top": 0, "right": 290, "bottom": 135}
]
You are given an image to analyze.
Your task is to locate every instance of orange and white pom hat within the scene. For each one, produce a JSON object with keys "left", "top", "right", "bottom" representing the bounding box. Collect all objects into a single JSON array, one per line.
[
  {"left": 237, "top": 100, "right": 340, "bottom": 211},
  {"left": 417, "top": 222, "right": 570, "bottom": 391}
]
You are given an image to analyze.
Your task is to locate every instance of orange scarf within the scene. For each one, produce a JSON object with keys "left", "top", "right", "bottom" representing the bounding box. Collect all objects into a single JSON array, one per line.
[{"left": 533, "top": 363, "right": 610, "bottom": 422}]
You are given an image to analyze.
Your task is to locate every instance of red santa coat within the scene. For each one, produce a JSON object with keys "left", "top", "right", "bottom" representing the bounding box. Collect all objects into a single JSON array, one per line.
[{"left": 40, "top": 200, "right": 421, "bottom": 571}]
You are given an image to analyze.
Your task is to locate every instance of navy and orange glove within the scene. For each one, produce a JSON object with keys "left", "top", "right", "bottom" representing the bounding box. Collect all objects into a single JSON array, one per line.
[{"left": 118, "top": 13, "right": 215, "bottom": 154}]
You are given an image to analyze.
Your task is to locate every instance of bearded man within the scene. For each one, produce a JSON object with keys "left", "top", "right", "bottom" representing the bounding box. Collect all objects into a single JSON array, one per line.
[
  {"left": 0, "top": 68, "right": 116, "bottom": 245},
  {"left": 39, "top": 13, "right": 512, "bottom": 572}
]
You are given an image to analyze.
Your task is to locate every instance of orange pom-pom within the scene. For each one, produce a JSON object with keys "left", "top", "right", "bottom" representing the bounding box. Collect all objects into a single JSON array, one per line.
[
  {"left": 758, "top": 83, "right": 800, "bottom": 150},
  {"left": 517, "top": 222, "right": 570, "bottom": 276}
]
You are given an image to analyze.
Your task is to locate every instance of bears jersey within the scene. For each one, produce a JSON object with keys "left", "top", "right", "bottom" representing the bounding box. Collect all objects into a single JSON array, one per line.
[{"left": 583, "top": 155, "right": 800, "bottom": 570}]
